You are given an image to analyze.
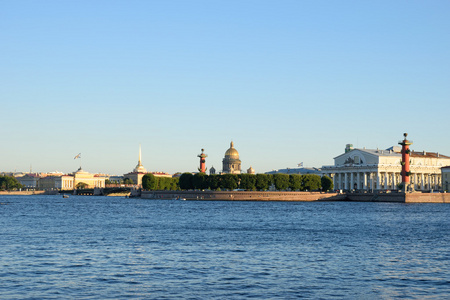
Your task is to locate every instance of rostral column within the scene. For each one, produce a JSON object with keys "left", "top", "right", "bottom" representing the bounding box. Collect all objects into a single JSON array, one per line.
[
  {"left": 197, "top": 149, "right": 207, "bottom": 173},
  {"left": 398, "top": 133, "right": 413, "bottom": 192}
]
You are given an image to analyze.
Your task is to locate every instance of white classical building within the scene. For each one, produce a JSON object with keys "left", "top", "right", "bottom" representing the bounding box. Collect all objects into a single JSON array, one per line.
[{"left": 322, "top": 144, "right": 450, "bottom": 191}]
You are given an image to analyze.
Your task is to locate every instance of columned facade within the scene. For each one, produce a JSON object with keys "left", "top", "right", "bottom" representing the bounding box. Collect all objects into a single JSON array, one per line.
[
  {"left": 325, "top": 168, "right": 402, "bottom": 191},
  {"left": 322, "top": 145, "right": 450, "bottom": 192}
]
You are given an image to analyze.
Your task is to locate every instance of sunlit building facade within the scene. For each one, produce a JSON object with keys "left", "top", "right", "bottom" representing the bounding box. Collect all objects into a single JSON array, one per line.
[{"left": 322, "top": 144, "right": 450, "bottom": 191}]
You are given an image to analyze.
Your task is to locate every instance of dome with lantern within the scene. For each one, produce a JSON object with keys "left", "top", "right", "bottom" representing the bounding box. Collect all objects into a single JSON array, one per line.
[{"left": 222, "top": 141, "right": 241, "bottom": 174}]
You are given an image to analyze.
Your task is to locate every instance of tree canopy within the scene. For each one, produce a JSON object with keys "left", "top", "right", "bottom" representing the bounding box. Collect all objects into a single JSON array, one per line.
[
  {"left": 321, "top": 175, "right": 334, "bottom": 191},
  {"left": 239, "top": 174, "right": 256, "bottom": 190},
  {"left": 301, "top": 174, "right": 321, "bottom": 191},
  {"left": 179, "top": 173, "right": 194, "bottom": 190},
  {"left": 142, "top": 173, "right": 179, "bottom": 191},
  {"left": 272, "top": 173, "right": 289, "bottom": 190},
  {"left": 0, "top": 175, "right": 23, "bottom": 191},
  {"left": 164, "top": 173, "right": 329, "bottom": 192}
]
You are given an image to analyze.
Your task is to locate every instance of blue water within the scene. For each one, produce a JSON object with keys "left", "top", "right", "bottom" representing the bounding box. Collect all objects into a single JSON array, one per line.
[{"left": 1, "top": 195, "right": 449, "bottom": 299}]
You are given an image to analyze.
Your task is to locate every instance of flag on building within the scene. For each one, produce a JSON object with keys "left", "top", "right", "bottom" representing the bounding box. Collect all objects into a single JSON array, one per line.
[
  {"left": 298, "top": 162, "right": 303, "bottom": 167},
  {"left": 74, "top": 153, "right": 81, "bottom": 160}
]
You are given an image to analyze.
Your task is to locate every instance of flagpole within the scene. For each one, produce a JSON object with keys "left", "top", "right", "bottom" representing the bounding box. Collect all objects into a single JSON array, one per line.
[{"left": 74, "top": 153, "right": 82, "bottom": 170}]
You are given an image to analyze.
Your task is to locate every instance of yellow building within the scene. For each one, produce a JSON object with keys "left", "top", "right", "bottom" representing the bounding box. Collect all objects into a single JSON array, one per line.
[
  {"left": 73, "top": 168, "right": 105, "bottom": 189},
  {"left": 38, "top": 175, "right": 75, "bottom": 190}
]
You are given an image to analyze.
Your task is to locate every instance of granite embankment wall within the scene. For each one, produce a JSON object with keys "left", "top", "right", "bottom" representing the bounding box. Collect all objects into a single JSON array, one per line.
[
  {"left": 141, "top": 190, "right": 343, "bottom": 201},
  {"left": 341, "top": 192, "right": 450, "bottom": 203},
  {"left": 0, "top": 190, "right": 48, "bottom": 196},
  {"left": 141, "top": 190, "right": 450, "bottom": 203},
  {"left": 405, "top": 193, "right": 450, "bottom": 203}
]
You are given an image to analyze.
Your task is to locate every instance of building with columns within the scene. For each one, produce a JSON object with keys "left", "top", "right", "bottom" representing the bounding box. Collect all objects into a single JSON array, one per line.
[
  {"left": 38, "top": 174, "right": 75, "bottom": 190},
  {"left": 322, "top": 143, "right": 450, "bottom": 192}
]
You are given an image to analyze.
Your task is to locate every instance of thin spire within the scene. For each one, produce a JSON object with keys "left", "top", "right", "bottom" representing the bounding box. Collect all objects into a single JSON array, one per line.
[{"left": 138, "top": 144, "right": 142, "bottom": 165}]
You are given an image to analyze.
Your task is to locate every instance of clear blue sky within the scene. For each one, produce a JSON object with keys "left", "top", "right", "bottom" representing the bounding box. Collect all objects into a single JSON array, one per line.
[{"left": 1, "top": 1, "right": 449, "bottom": 175}]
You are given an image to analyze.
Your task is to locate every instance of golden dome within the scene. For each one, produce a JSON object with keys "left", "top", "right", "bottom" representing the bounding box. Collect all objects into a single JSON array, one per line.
[{"left": 225, "top": 141, "right": 239, "bottom": 159}]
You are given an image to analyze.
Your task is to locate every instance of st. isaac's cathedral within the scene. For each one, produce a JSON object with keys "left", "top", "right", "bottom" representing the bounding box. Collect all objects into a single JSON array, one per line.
[{"left": 222, "top": 141, "right": 242, "bottom": 174}]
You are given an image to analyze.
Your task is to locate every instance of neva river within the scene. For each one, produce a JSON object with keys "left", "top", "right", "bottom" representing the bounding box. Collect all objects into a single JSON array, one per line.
[{"left": 1, "top": 195, "right": 449, "bottom": 299}]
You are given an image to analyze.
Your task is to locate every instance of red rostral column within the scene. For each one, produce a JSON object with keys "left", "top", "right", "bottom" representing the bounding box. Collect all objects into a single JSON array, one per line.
[
  {"left": 398, "top": 133, "right": 413, "bottom": 190},
  {"left": 197, "top": 149, "right": 207, "bottom": 173}
]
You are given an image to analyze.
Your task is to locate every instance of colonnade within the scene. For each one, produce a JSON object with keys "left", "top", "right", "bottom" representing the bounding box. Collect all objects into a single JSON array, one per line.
[{"left": 325, "top": 170, "right": 441, "bottom": 191}]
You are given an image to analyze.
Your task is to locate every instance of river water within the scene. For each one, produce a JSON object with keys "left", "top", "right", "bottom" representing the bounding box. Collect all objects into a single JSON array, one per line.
[{"left": 1, "top": 195, "right": 449, "bottom": 299}]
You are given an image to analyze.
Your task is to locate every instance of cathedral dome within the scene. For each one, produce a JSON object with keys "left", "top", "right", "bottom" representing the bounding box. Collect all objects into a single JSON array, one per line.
[
  {"left": 247, "top": 166, "right": 255, "bottom": 174},
  {"left": 224, "top": 141, "right": 239, "bottom": 159}
]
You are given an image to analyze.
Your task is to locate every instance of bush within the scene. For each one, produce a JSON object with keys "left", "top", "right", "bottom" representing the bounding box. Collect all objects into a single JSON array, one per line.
[
  {"left": 179, "top": 173, "right": 194, "bottom": 190},
  {"left": 321, "top": 175, "right": 334, "bottom": 191}
]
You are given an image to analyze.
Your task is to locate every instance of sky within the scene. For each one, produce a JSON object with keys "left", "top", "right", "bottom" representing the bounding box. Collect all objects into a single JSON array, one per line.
[{"left": 1, "top": 0, "right": 449, "bottom": 175}]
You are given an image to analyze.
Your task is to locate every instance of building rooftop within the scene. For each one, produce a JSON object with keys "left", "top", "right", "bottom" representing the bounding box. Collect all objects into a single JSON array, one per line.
[{"left": 265, "top": 167, "right": 321, "bottom": 175}]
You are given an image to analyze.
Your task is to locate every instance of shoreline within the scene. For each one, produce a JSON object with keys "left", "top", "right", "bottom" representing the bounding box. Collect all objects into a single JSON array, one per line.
[
  {"left": 2, "top": 190, "right": 449, "bottom": 203},
  {"left": 141, "top": 190, "right": 450, "bottom": 203},
  {"left": 0, "top": 191, "right": 48, "bottom": 196}
]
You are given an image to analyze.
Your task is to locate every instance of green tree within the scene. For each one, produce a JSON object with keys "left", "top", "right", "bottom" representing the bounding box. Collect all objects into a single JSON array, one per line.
[
  {"left": 272, "top": 173, "right": 289, "bottom": 190},
  {"left": 170, "top": 177, "right": 180, "bottom": 190},
  {"left": 179, "top": 173, "right": 194, "bottom": 190},
  {"left": 321, "top": 175, "right": 334, "bottom": 191},
  {"left": 159, "top": 177, "right": 172, "bottom": 190},
  {"left": 193, "top": 173, "right": 208, "bottom": 190},
  {"left": 105, "top": 179, "right": 112, "bottom": 185},
  {"left": 123, "top": 178, "right": 134, "bottom": 185},
  {"left": 255, "top": 174, "right": 270, "bottom": 191},
  {"left": 221, "top": 174, "right": 238, "bottom": 190},
  {"left": 239, "top": 174, "right": 256, "bottom": 190},
  {"left": 142, "top": 173, "right": 158, "bottom": 190},
  {"left": 0, "top": 175, "right": 23, "bottom": 191},
  {"left": 302, "top": 174, "right": 321, "bottom": 191},
  {"left": 207, "top": 175, "right": 221, "bottom": 190},
  {"left": 289, "top": 174, "right": 302, "bottom": 191}
]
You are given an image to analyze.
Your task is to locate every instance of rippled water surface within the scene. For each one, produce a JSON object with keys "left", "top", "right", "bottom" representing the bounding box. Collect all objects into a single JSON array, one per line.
[{"left": 1, "top": 195, "right": 449, "bottom": 299}]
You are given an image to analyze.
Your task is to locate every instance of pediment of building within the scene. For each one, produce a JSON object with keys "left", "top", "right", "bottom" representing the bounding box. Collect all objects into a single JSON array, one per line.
[{"left": 334, "top": 149, "right": 379, "bottom": 166}]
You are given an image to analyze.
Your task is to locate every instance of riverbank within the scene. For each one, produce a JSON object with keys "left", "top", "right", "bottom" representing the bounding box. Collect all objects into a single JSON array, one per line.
[
  {"left": 141, "top": 190, "right": 450, "bottom": 203},
  {"left": 141, "top": 190, "right": 343, "bottom": 201},
  {"left": 3, "top": 190, "right": 449, "bottom": 203},
  {"left": 0, "top": 191, "right": 48, "bottom": 196}
]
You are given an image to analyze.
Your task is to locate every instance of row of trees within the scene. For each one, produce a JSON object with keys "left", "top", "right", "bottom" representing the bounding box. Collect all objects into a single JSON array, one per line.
[
  {"left": 141, "top": 173, "right": 333, "bottom": 192},
  {"left": 0, "top": 175, "right": 23, "bottom": 191},
  {"left": 105, "top": 178, "right": 135, "bottom": 185},
  {"left": 142, "top": 174, "right": 180, "bottom": 191}
]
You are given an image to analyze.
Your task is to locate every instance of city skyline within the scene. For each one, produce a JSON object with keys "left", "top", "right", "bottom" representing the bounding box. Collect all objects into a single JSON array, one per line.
[{"left": 2, "top": 1, "right": 449, "bottom": 175}]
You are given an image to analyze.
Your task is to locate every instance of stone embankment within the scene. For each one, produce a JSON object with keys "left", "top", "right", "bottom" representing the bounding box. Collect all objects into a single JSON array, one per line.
[
  {"left": 141, "top": 190, "right": 343, "bottom": 201},
  {"left": 141, "top": 190, "right": 450, "bottom": 203},
  {"left": 0, "top": 190, "right": 49, "bottom": 196},
  {"left": 344, "top": 192, "right": 450, "bottom": 203}
]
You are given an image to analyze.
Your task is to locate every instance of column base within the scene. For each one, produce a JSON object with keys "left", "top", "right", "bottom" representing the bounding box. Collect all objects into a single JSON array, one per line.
[{"left": 400, "top": 183, "right": 415, "bottom": 193}]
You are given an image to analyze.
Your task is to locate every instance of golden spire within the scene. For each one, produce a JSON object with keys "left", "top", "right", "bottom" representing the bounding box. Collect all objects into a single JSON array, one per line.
[{"left": 138, "top": 144, "right": 142, "bottom": 165}]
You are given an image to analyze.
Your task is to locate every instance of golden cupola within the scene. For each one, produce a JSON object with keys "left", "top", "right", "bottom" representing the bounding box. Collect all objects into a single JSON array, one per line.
[
  {"left": 222, "top": 141, "right": 241, "bottom": 174},
  {"left": 224, "top": 141, "right": 240, "bottom": 159}
]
